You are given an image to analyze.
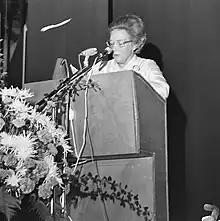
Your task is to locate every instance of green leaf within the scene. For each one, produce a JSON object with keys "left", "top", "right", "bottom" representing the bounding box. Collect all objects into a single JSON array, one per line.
[{"left": 0, "top": 187, "right": 21, "bottom": 221}]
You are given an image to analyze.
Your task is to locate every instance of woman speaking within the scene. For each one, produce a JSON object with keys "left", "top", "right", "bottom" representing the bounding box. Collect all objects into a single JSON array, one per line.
[{"left": 94, "top": 14, "right": 169, "bottom": 100}]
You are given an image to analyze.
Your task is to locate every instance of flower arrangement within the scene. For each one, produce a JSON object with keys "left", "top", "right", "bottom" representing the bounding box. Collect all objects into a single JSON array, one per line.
[
  {"left": 0, "top": 86, "right": 72, "bottom": 220},
  {"left": 0, "top": 86, "right": 71, "bottom": 192}
]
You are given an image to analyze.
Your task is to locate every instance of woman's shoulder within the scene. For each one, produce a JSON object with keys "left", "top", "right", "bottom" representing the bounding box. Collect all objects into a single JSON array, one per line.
[
  {"left": 136, "top": 56, "right": 160, "bottom": 71},
  {"left": 137, "top": 56, "right": 158, "bottom": 65}
]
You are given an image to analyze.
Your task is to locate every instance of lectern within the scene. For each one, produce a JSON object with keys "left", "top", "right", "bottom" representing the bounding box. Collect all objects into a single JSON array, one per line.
[{"left": 70, "top": 70, "right": 169, "bottom": 221}]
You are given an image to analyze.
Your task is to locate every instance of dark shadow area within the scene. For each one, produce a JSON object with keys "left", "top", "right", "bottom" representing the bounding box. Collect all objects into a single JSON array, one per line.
[
  {"left": 7, "top": 34, "right": 24, "bottom": 88},
  {"left": 11, "top": 196, "right": 40, "bottom": 221},
  {"left": 139, "top": 42, "right": 164, "bottom": 71},
  {"left": 167, "top": 88, "right": 187, "bottom": 221},
  {"left": 1, "top": 0, "right": 27, "bottom": 88},
  {"left": 140, "top": 42, "right": 187, "bottom": 221},
  {"left": 1, "top": 196, "right": 40, "bottom": 221}
]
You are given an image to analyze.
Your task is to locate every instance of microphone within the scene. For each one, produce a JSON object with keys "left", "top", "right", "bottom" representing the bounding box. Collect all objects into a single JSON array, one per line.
[
  {"left": 80, "top": 48, "right": 98, "bottom": 68},
  {"left": 80, "top": 48, "right": 98, "bottom": 56},
  {"left": 60, "top": 59, "right": 70, "bottom": 77},
  {"left": 102, "top": 46, "right": 112, "bottom": 56}
]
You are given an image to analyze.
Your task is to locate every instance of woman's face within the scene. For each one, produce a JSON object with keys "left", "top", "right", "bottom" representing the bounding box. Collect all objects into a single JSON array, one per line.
[{"left": 109, "top": 29, "right": 136, "bottom": 67}]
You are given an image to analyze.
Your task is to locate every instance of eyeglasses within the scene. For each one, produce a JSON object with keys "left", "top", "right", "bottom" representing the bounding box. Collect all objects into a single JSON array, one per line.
[{"left": 106, "top": 40, "right": 133, "bottom": 49}]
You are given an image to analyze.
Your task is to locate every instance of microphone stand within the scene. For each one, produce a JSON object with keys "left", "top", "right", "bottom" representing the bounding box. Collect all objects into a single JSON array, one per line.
[
  {"left": 36, "top": 50, "right": 108, "bottom": 112},
  {"left": 36, "top": 48, "right": 109, "bottom": 220}
]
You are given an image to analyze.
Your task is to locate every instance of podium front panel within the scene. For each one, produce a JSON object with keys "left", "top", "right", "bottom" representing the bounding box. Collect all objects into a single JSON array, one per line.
[
  {"left": 68, "top": 153, "right": 156, "bottom": 221},
  {"left": 72, "top": 71, "right": 139, "bottom": 156}
]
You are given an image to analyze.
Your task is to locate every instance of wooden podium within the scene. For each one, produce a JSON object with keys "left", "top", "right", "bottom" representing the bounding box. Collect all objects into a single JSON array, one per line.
[{"left": 70, "top": 70, "right": 168, "bottom": 221}]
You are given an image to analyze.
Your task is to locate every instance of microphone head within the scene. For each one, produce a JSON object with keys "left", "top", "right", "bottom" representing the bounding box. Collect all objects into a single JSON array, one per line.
[
  {"left": 80, "top": 48, "right": 98, "bottom": 56},
  {"left": 103, "top": 46, "right": 112, "bottom": 55}
]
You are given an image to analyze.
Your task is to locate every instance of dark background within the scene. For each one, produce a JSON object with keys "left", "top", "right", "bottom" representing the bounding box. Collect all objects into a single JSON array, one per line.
[
  {"left": 4, "top": 0, "right": 220, "bottom": 221},
  {"left": 25, "top": 0, "right": 109, "bottom": 83}
]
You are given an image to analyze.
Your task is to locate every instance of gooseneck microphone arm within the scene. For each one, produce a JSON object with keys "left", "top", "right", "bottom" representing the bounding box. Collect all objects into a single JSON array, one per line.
[{"left": 36, "top": 47, "right": 111, "bottom": 111}]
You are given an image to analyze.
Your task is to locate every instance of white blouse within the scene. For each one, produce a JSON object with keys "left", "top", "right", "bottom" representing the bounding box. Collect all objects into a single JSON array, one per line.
[{"left": 92, "top": 54, "right": 170, "bottom": 100}]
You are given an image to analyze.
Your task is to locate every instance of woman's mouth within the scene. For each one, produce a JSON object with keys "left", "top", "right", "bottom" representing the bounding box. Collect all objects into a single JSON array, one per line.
[{"left": 113, "top": 53, "right": 120, "bottom": 57}]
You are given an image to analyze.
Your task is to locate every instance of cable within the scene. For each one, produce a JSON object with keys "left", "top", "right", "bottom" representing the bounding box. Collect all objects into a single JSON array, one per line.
[
  {"left": 78, "top": 54, "right": 83, "bottom": 70},
  {"left": 74, "top": 54, "right": 110, "bottom": 221},
  {"left": 82, "top": 56, "right": 110, "bottom": 221},
  {"left": 87, "top": 127, "right": 110, "bottom": 221},
  {"left": 72, "top": 56, "right": 98, "bottom": 173}
]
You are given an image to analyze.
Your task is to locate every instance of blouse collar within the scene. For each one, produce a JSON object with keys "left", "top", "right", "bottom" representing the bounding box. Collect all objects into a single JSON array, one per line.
[{"left": 112, "top": 54, "right": 139, "bottom": 71}]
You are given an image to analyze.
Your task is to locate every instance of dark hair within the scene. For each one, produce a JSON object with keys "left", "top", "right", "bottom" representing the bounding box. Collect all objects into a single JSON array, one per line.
[{"left": 108, "top": 14, "right": 147, "bottom": 53}]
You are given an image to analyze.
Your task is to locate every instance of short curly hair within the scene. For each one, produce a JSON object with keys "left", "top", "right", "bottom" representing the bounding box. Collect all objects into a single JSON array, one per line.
[{"left": 108, "top": 14, "right": 147, "bottom": 54}]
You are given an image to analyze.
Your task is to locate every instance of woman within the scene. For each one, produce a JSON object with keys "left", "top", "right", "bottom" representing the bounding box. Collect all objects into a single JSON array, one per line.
[{"left": 94, "top": 14, "right": 170, "bottom": 100}]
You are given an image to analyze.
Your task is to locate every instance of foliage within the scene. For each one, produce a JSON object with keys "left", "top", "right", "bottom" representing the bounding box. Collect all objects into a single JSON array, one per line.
[
  {"left": 18, "top": 171, "right": 152, "bottom": 221},
  {"left": 0, "top": 187, "right": 20, "bottom": 221},
  {"left": 28, "top": 194, "right": 54, "bottom": 221},
  {"left": 66, "top": 171, "right": 152, "bottom": 220}
]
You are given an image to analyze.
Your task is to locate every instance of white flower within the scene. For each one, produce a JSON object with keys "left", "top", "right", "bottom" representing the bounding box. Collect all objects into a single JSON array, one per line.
[
  {"left": 4, "top": 170, "right": 23, "bottom": 187},
  {"left": 0, "top": 118, "right": 5, "bottom": 131},
  {"left": 0, "top": 87, "right": 34, "bottom": 101},
  {"left": 12, "top": 118, "right": 26, "bottom": 128},
  {"left": 53, "top": 126, "right": 67, "bottom": 139},
  {"left": 20, "top": 108, "right": 40, "bottom": 127},
  {"left": 13, "top": 133, "right": 37, "bottom": 161},
  {"left": 59, "top": 137, "right": 73, "bottom": 154},
  {"left": 39, "top": 114, "right": 53, "bottom": 128},
  {"left": 0, "top": 132, "right": 37, "bottom": 161},
  {"left": 15, "top": 166, "right": 27, "bottom": 176},
  {"left": 8, "top": 99, "right": 33, "bottom": 113},
  {"left": 44, "top": 155, "right": 62, "bottom": 185},
  {"left": 0, "top": 87, "right": 18, "bottom": 100},
  {"left": 0, "top": 132, "right": 16, "bottom": 153},
  {"left": 16, "top": 88, "right": 34, "bottom": 99}
]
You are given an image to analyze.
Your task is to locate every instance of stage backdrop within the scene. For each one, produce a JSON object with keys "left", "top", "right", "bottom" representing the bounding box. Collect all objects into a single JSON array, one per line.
[
  {"left": 112, "top": 1, "right": 220, "bottom": 221},
  {"left": 21, "top": 0, "right": 220, "bottom": 220},
  {"left": 25, "top": 0, "right": 108, "bottom": 83}
]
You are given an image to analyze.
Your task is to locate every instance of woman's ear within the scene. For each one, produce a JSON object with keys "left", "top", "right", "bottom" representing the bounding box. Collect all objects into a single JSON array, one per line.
[
  {"left": 135, "top": 36, "right": 147, "bottom": 54},
  {"left": 133, "top": 44, "right": 139, "bottom": 53}
]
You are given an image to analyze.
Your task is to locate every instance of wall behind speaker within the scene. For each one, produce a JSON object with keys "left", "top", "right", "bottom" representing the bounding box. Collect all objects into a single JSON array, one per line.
[{"left": 25, "top": 0, "right": 108, "bottom": 83}]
